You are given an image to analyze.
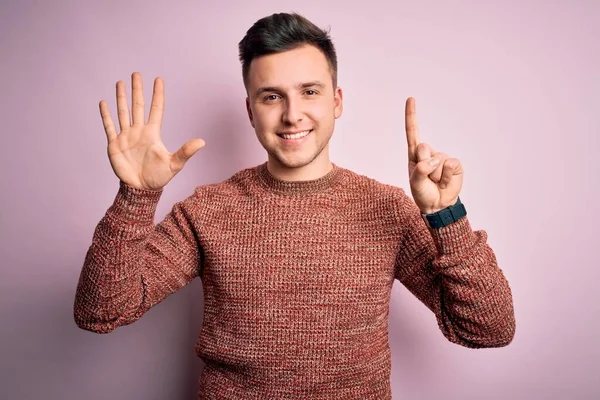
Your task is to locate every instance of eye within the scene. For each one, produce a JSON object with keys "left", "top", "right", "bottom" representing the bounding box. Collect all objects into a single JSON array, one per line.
[
  {"left": 305, "top": 89, "right": 318, "bottom": 96},
  {"left": 264, "top": 94, "right": 281, "bottom": 102}
]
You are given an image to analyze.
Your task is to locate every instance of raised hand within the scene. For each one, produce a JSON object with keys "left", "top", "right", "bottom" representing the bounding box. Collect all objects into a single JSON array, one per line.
[
  {"left": 99, "top": 72, "right": 205, "bottom": 190},
  {"left": 405, "top": 97, "right": 463, "bottom": 214}
]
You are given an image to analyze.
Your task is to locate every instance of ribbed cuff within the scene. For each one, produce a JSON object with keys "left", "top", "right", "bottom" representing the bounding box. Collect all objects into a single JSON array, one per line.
[
  {"left": 428, "top": 216, "right": 476, "bottom": 257},
  {"left": 108, "top": 181, "right": 164, "bottom": 222}
]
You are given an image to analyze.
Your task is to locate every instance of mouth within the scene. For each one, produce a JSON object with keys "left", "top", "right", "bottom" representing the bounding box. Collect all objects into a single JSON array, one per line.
[{"left": 276, "top": 129, "right": 312, "bottom": 141}]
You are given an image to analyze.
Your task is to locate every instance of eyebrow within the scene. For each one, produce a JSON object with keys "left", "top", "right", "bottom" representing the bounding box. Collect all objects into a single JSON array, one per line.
[{"left": 254, "top": 81, "right": 326, "bottom": 97}]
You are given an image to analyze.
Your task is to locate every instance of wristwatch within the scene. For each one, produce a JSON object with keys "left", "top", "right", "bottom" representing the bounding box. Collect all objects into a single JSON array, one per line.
[{"left": 421, "top": 197, "right": 467, "bottom": 228}]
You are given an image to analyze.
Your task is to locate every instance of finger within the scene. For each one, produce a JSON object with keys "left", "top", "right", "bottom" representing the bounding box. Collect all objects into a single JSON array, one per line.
[
  {"left": 131, "top": 72, "right": 145, "bottom": 126},
  {"left": 412, "top": 157, "right": 440, "bottom": 185},
  {"left": 428, "top": 152, "right": 448, "bottom": 183},
  {"left": 99, "top": 100, "right": 117, "bottom": 142},
  {"left": 405, "top": 97, "right": 420, "bottom": 163},
  {"left": 116, "top": 80, "right": 130, "bottom": 131},
  {"left": 148, "top": 77, "right": 165, "bottom": 126},
  {"left": 440, "top": 158, "right": 461, "bottom": 189},
  {"left": 170, "top": 138, "right": 206, "bottom": 173},
  {"left": 416, "top": 142, "right": 435, "bottom": 163}
]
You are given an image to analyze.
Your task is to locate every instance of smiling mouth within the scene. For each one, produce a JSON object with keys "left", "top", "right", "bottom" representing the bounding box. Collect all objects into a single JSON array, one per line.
[{"left": 277, "top": 130, "right": 312, "bottom": 140}]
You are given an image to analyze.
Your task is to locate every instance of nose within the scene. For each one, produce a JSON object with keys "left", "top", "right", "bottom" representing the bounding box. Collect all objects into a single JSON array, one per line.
[{"left": 282, "top": 97, "right": 303, "bottom": 125}]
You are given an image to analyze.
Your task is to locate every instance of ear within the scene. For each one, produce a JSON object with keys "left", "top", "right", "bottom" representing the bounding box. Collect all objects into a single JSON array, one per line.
[
  {"left": 334, "top": 86, "right": 343, "bottom": 119},
  {"left": 245, "top": 97, "right": 255, "bottom": 128}
]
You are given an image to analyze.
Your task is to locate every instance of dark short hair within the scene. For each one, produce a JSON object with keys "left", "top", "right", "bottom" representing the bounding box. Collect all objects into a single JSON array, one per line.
[{"left": 238, "top": 12, "right": 338, "bottom": 90}]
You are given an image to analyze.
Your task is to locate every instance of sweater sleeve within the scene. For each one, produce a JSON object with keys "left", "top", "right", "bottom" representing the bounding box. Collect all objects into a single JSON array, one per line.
[
  {"left": 394, "top": 190, "right": 515, "bottom": 348},
  {"left": 73, "top": 181, "right": 202, "bottom": 334}
]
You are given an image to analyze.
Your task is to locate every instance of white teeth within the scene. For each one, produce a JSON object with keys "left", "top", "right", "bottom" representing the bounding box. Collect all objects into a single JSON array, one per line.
[{"left": 280, "top": 130, "right": 310, "bottom": 140}]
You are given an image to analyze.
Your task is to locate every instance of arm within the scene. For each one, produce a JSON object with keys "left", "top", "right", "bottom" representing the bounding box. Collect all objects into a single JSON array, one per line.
[
  {"left": 394, "top": 191, "right": 515, "bottom": 348},
  {"left": 73, "top": 181, "right": 202, "bottom": 333}
]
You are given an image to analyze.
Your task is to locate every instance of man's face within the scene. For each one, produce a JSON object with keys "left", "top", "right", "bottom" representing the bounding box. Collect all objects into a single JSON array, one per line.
[{"left": 245, "top": 44, "right": 343, "bottom": 170}]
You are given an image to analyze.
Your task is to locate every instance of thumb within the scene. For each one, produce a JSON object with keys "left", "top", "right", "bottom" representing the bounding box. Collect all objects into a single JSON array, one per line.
[
  {"left": 171, "top": 138, "right": 206, "bottom": 173},
  {"left": 411, "top": 157, "right": 439, "bottom": 185}
]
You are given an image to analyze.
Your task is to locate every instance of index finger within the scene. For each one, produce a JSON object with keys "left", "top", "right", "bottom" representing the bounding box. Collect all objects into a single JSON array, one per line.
[
  {"left": 147, "top": 77, "right": 165, "bottom": 126},
  {"left": 405, "top": 97, "right": 420, "bottom": 161}
]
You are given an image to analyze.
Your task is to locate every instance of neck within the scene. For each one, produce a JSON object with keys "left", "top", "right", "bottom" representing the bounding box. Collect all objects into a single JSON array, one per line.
[{"left": 266, "top": 149, "right": 332, "bottom": 182}]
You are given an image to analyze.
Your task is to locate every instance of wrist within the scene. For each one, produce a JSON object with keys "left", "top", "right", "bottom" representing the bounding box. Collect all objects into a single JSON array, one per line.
[
  {"left": 420, "top": 197, "right": 460, "bottom": 215},
  {"left": 420, "top": 196, "right": 466, "bottom": 228},
  {"left": 109, "top": 180, "right": 163, "bottom": 222}
]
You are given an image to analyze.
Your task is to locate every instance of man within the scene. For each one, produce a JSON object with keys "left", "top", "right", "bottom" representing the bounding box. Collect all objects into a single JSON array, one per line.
[{"left": 74, "top": 12, "right": 515, "bottom": 399}]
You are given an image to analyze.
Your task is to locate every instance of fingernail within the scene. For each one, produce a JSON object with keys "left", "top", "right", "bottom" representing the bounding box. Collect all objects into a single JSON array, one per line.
[{"left": 429, "top": 158, "right": 439, "bottom": 166}]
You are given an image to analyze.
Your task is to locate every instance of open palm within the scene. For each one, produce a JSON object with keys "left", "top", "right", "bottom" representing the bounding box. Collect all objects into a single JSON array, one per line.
[{"left": 99, "top": 72, "right": 205, "bottom": 190}]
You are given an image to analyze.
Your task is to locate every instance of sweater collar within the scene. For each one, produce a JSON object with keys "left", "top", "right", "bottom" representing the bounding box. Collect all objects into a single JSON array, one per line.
[{"left": 255, "top": 162, "right": 344, "bottom": 195}]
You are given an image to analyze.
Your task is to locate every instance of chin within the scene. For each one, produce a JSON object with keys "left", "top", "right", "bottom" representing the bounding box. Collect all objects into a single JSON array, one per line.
[
  {"left": 274, "top": 157, "right": 312, "bottom": 169},
  {"left": 270, "top": 151, "right": 320, "bottom": 169}
]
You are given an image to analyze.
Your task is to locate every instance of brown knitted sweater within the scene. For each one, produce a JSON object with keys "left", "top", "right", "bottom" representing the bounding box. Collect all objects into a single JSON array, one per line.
[{"left": 74, "top": 162, "right": 515, "bottom": 399}]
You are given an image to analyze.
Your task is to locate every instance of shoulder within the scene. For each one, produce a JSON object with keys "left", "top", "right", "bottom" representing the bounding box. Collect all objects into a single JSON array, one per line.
[
  {"left": 338, "top": 167, "right": 420, "bottom": 228},
  {"left": 337, "top": 166, "right": 417, "bottom": 219},
  {"left": 179, "top": 165, "right": 258, "bottom": 212},
  {"left": 340, "top": 167, "right": 410, "bottom": 204}
]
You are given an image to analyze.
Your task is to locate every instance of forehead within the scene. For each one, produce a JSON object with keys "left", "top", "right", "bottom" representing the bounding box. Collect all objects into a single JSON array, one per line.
[{"left": 247, "top": 44, "right": 332, "bottom": 91}]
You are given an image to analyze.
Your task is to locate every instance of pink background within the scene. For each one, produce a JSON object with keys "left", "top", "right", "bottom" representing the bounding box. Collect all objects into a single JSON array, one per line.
[{"left": 1, "top": 0, "right": 598, "bottom": 399}]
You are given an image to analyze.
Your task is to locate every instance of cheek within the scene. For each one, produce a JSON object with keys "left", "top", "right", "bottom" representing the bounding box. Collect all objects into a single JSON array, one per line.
[
  {"left": 309, "top": 101, "right": 335, "bottom": 123},
  {"left": 253, "top": 107, "right": 281, "bottom": 130}
]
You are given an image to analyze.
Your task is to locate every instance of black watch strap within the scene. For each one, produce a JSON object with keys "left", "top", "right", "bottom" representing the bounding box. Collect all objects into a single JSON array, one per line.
[{"left": 421, "top": 197, "right": 467, "bottom": 228}]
